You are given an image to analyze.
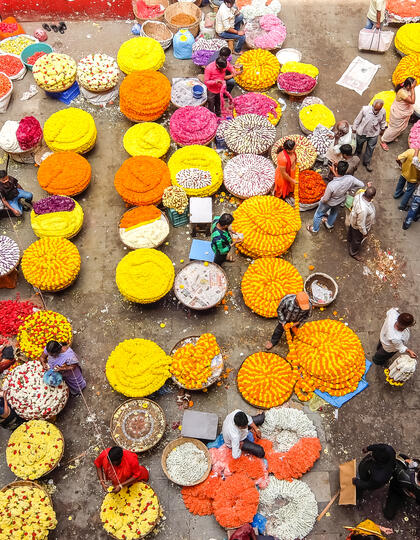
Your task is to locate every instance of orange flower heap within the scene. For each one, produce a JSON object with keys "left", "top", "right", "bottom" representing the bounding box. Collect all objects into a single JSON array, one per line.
[
  {"left": 299, "top": 170, "right": 326, "bottom": 204},
  {"left": 119, "top": 206, "right": 161, "bottom": 229},
  {"left": 37, "top": 152, "right": 91, "bottom": 196},
  {"left": 119, "top": 71, "right": 171, "bottom": 122},
  {"left": 241, "top": 258, "right": 303, "bottom": 317},
  {"left": 182, "top": 475, "right": 222, "bottom": 516},
  {"left": 114, "top": 156, "right": 171, "bottom": 206},
  {"left": 286, "top": 320, "right": 365, "bottom": 401},
  {"left": 212, "top": 473, "right": 259, "bottom": 528},
  {"left": 171, "top": 334, "right": 220, "bottom": 389},
  {"left": 392, "top": 54, "right": 420, "bottom": 86},
  {"left": 237, "top": 352, "right": 298, "bottom": 407}
]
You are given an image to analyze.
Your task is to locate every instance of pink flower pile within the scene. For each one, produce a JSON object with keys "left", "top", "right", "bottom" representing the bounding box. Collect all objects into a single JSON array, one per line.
[
  {"left": 170, "top": 106, "right": 218, "bottom": 146},
  {"left": 254, "top": 15, "right": 286, "bottom": 49},
  {"left": 16, "top": 116, "right": 43, "bottom": 151},
  {"left": 233, "top": 92, "right": 278, "bottom": 119},
  {"left": 277, "top": 72, "right": 317, "bottom": 93},
  {"left": 409, "top": 120, "right": 420, "bottom": 149}
]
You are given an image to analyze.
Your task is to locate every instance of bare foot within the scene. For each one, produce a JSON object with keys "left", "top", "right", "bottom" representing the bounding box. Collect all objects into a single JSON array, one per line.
[{"left": 265, "top": 341, "right": 274, "bottom": 350}]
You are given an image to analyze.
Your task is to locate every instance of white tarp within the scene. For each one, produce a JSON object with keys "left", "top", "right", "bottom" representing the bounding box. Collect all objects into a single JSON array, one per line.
[{"left": 336, "top": 56, "right": 380, "bottom": 96}]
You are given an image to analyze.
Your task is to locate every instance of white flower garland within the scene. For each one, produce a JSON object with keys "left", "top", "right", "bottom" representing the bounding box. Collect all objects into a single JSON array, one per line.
[
  {"left": 259, "top": 478, "right": 318, "bottom": 540},
  {"left": 260, "top": 407, "right": 317, "bottom": 452},
  {"left": 241, "top": 0, "right": 282, "bottom": 21}
]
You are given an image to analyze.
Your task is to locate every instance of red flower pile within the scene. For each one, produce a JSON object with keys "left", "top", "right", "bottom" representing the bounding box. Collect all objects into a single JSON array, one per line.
[
  {"left": 0, "top": 54, "right": 24, "bottom": 77},
  {"left": 277, "top": 71, "right": 317, "bottom": 93},
  {"left": 16, "top": 116, "right": 43, "bottom": 151},
  {"left": 26, "top": 51, "right": 47, "bottom": 66},
  {"left": 0, "top": 297, "right": 35, "bottom": 337},
  {"left": 299, "top": 169, "right": 326, "bottom": 204}
]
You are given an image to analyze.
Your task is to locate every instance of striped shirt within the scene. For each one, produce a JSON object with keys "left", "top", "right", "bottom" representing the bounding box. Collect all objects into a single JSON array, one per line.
[
  {"left": 211, "top": 216, "right": 232, "bottom": 255},
  {"left": 277, "top": 294, "right": 312, "bottom": 325}
]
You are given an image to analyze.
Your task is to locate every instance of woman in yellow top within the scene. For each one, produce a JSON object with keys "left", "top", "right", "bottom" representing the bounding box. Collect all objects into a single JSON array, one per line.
[
  {"left": 345, "top": 519, "right": 393, "bottom": 539},
  {"left": 381, "top": 78, "right": 416, "bottom": 151}
]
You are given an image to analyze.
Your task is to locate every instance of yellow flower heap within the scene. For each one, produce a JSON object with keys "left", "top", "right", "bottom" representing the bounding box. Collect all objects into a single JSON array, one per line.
[
  {"left": 32, "top": 52, "right": 77, "bottom": 92},
  {"left": 101, "top": 482, "right": 160, "bottom": 540},
  {"left": 171, "top": 334, "right": 220, "bottom": 389},
  {"left": 31, "top": 199, "right": 84, "bottom": 239},
  {"left": 123, "top": 122, "right": 171, "bottom": 158},
  {"left": 241, "top": 258, "right": 303, "bottom": 317},
  {"left": 234, "top": 49, "right": 280, "bottom": 91},
  {"left": 370, "top": 91, "right": 396, "bottom": 123},
  {"left": 395, "top": 23, "right": 420, "bottom": 56},
  {"left": 281, "top": 61, "right": 319, "bottom": 79},
  {"left": 115, "top": 248, "right": 174, "bottom": 303},
  {"left": 392, "top": 54, "right": 420, "bottom": 86},
  {"left": 21, "top": 237, "right": 81, "bottom": 292},
  {"left": 6, "top": 420, "right": 64, "bottom": 479},
  {"left": 106, "top": 338, "right": 171, "bottom": 397},
  {"left": 299, "top": 104, "right": 335, "bottom": 132},
  {"left": 43, "top": 107, "right": 97, "bottom": 154},
  {"left": 168, "top": 145, "right": 223, "bottom": 197},
  {"left": 117, "top": 36, "right": 165, "bottom": 74},
  {"left": 0, "top": 484, "right": 57, "bottom": 539},
  {"left": 286, "top": 320, "right": 366, "bottom": 401}
]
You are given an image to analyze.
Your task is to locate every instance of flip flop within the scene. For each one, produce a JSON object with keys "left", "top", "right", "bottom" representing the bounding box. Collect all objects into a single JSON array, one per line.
[
  {"left": 306, "top": 225, "right": 317, "bottom": 234},
  {"left": 380, "top": 141, "right": 389, "bottom": 151},
  {"left": 59, "top": 22, "right": 67, "bottom": 34},
  {"left": 51, "top": 24, "right": 59, "bottom": 32},
  {"left": 42, "top": 23, "right": 51, "bottom": 31},
  {"left": 59, "top": 21, "right": 67, "bottom": 30}
]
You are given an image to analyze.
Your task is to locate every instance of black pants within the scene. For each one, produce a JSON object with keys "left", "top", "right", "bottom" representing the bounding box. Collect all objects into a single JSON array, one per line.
[
  {"left": 372, "top": 342, "right": 396, "bottom": 365},
  {"left": 355, "top": 134, "right": 378, "bottom": 166},
  {"left": 207, "top": 91, "right": 221, "bottom": 116},
  {"left": 242, "top": 413, "right": 265, "bottom": 458},
  {"left": 214, "top": 252, "right": 227, "bottom": 266},
  {"left": 270, "top": 323, "right": 284, "bottom": 346},
  {"left": 347, "top": 225, "right": 364, "bottom": 256},
  {"left": 384, "top": 478, "right": 407, "bottom": 519}
]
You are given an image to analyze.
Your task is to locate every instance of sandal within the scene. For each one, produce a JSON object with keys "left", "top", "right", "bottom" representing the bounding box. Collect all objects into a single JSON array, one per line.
[
  {"left": 42, "top": 24, "right": 51, "bottom": 31},
  {"left": 51, "top": 24, "right": 59, "bottom": 32},
  {"left": 306, "top": 225, "right": 317, "bottom": 234},
  {"left": 58, "top": 21, "right": 66, "bottom": 34},
  {"left": 322, "top": 220, "right": 333, "bottom": 231},
  {"left": 380, "top": 141, "right": 389, "bottom": 151}
]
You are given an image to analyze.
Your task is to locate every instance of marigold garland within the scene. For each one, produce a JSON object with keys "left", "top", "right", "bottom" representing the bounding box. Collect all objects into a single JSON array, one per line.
[
  {"left": 392, "top": 54, "right": 420, "bottom": 85},
  {"left": 119, "top": 71, "right": 171, "bottom": 122},
  {"left": 241, "top": 258, "right": 303, "bottom": 317},
  {"left": 37, "top": 152, "right": 92, "bottom": 195},
  {"left": 106, "top": 338, "right": 171, "bottom": 396},
  {"left": 299, "top": 104, "right": 335, "bottom": 132},
  {"left": 370, "top": 90, "right": 396, "bottom": 123},
  {"left": 117, "top": 37, "right": 165, "bottom": 74},
  {"left": 21, "top": 238, "right": 81, "bottom": 292},
  {"left": 123, "top": 122, "right": 170, "bottom": 158},
  {"left": 170, "top": 106, "right": 218, "bottom": 146},
  {"left": 6, "top": 420, "right": 64, "bottom": 479},
  {"left": 115, "top": 248, "right": 174, "bottom": 303},
  {"left": 271, "top": 135, "right": 317, "bottom": 170},
  {"left": 182, "top": 475, "right": 222, "bottom": 515},
  {"left": 238, "top": 352, "right": 298, "bottom": 407},
  {"left": 30, "top": 199, "right": 84, "bottom": 239},
  {"left": 33, "top": 52, "right": 76, "bottom": 92},
  {"left": 119, "top": 206, "right": 161, "bottom": 228},
  {"left": 281, "top": 61, "right": 319, "bottom": 78},
  {"left": 168, "top": 145, "right": 223, "bottom": 196},
  {"left": 233, "top": 92, "right": 282, "bottom": 126},
  {"left": 43, "top": 108, "right": 97, "bottom": 154},
  {"left": 298, "top": 170, "right": 326, "bottom": 204},
  {"left": 234, "top": 49, "right": 280, "bottom": 91},
  {"left": 17, "top": 310, "right": 72, "bottom": 359},
  {"left": 387, "top": 0, "right": 420, "bottom": 21},
  {"left": 212, "top": 473, "right": 259, "bottom": 528},
  {"left": 395, "top": 23, "right": 420, "bottom": 55}
]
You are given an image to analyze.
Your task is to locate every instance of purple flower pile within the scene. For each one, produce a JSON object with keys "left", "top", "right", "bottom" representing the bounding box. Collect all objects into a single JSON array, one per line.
[{"left": 33, "top": 195, "right": 75, "bottom": 215}]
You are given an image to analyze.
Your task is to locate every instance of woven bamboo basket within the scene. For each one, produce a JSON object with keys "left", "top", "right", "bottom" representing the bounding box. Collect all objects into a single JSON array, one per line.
[
  {"left": 1, "top": 479, "right": 54, "bottom": 505},
  {"left": 133, "top": 0, "right": 169, "bottom": 23},
  {"left": 161, "top": 437, "right": 211, "bottom": 486},
  {"left": 164, "top": 3, "right": 201, "bottom": 37},
  {"left": 141, "top": 20, "right": 173, "bottom": 50}
]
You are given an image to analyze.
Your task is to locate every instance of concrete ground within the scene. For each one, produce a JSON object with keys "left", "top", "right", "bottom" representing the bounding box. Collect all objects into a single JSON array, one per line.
[{"left": 0, "top": 2, "right": 419, "bottom": 539}]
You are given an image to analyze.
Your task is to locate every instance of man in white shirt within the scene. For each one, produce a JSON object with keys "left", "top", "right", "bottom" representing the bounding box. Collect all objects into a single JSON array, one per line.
[
  {"left": 222, "top": 409, "right": 265, "bottom": 459},
  {"left": 366, "top": 0, "right": 386, "bottom": 29},
  {"left": 372, "top": 308, "right": 417, "bottom": 365},
  {"left": 348, "top": 186, "right": 376, "bottom": 260},
  {"left": 215, "top": 0, "right": 245, "bottom": 54}
]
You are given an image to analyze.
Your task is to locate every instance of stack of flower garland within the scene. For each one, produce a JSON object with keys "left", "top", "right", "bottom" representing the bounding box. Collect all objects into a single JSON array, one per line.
[
  {"left": 299, "top": 104, "right": 335, "bottom": 133},
  {"left": 224, "top": 114, "right": 276, "bottom": 154},
  {"left": 115, "top": 248, "right": 174, "bottom": 303},
  {"left": 392, "top": 54, "right": 420, "bottom": 85},
  {"left": 252, "top": 15, "right": 286, "bottom": 49},
  {"left": 119, "top": 71, "right": 171, "bottom": 122},
  {"left": 3, "top": 361, "right": 69, "bottom": 419},
  {"left": 277, "top": 72, "right": 317, "bottom": 94},
  {"left": 33, "top": 53, "right": 76, "bottom": 92},
  {"left": 0, "top": 116, "right": 42, "bottom": 153},
  {"left": 17, "top": 310, "right": 72, "bottom": 359},
  {"left": 101, "top": 482, "right": 160, "bottom": 539},
  {"left": 271, "top": 135, "right": 317, "bottom": 170},
  {"left": 0, "top": 54, "right": 24, "bottom": 79},
  {"left": 235, "top": 49, "right": 280, "bottom": 91},
  {"left": 387, "top": 0, "right": 420, "bottom": 23},
  {"left": 280, "top": 61, "right": 319, "bottom": 79},
  {"left": 370, "top": 90, "right": 396, "bottom": 123},
  {"left": 170, "top": 106, "right": 218, "bottom": 146},
  {"left": 106, "top": 338, "right": 171, "bottom": 396},
  {"left": 395, "top": 23, "right": 420, "bottom": 55},
  {"left": 162, "top": 186, "right": 188, "bottom": 213},
  {"left": 306, "top": 125, "right": 334, "bottom": 157},
  {"left": 409, "top": 120, "right": 420, "bottom": 148},
  {"left": 166, "top": 442, "right": 209, "bottom": 485},
  {"left": 192, "top": 37, "right": 228, "bottom": 66},
  {"left": 117, "top": 36, "right": 165, "bottom": 74},
  {"left": 233, "top": 92, "right": 282, "bottom": 126},
  {"left": 223, "top": 154, "right": 275, "bottom": 198},
  {"left": 77, "top": 53, "right": 119, "bottom": 92},
  {"left": 171, "top": 333, "right": 220, "bottom": 389},
  {"left": 0, "top": 235, "right": 20, "bottom": 276},
  {"left": 6, "top": 420, "right": 64, "bottom": 479},
  {"left": 241, "top": 258, "right": 303, "bottom": 317},
  {"left": 31, "top": 196, "right": 84, "bottom": 239},
  {"left": 286, "top": 320, "right": 366, "bottom": 401},
  {"left": 298, "top": 170, "right": 326, "bottom": 205},
  {"left": 0, "top": 297, "right": 35, "bottom": 336},
  {"left": 0, "top": 484, "right": 57, "bottom": 539},
  {"left": 22, "top": 238, "right": 81, "bottom": 292},
  {"left": 0, "top": 35, "right": 36, "bottom": 54},
  {"left": 37, "top": 152, "right": 92, "bottom": 195},
  {"left": 119, "top": 206, "right": 169, "bottom": 249},
  {"left": 44, "top": 108, "right": 97, "bottom": 153},
  {"left": 123, "top": 122, "right": 170, "bottom": 158},
  {"left": 114, "top": 156, "right": 171, "bottom": 206},
  {"left": 0, "top": 73, "right": 12, "bottom": 101},
  {"left": 168, "top": 146, "right": 223, "bottom": 196}
]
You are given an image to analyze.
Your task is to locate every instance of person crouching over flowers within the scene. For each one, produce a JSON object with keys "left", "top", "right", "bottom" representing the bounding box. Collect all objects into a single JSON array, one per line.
[
  {"left": 40, "top": 340, "right": 86, "bottom": 396},
  {"left": 222, "top": 409, "right": 265, "bottom": 459},
  {"left": 95, "top": 446, "right": 149, "bottom": 493}
]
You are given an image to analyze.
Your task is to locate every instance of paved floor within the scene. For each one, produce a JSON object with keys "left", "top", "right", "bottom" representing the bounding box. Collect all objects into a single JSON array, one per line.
[{"left": 0, "top": 2, "right": 419, "bottom": 539}]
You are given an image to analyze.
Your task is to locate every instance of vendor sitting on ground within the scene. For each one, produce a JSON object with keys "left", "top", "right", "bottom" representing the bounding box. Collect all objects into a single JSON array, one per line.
[
  {"left": 211, "top": 213, "right": 241, "bottom": 266},
  {"left": 215, "top": 0, "right": 245, "bottom": 54},
  {"left": 0, "top": 170, "right": 33, "bottom": 217},
  {"left": 328, "top": 144, "right": 360, "bottom": 180},
  {"left": 222, "top": 409, "right": 265, "bottom": 459},
  {"left": 0, "top": 389, "right": 24, "bottom": 430},
  {"left": 40, "top": 340, "right": 86, "bottom": 396},
  {"left": 95, "top": 446, "right": 149, "bottom": 493},
  {"left": 265, "top": 292, "right": 312, "bottom": 350}
]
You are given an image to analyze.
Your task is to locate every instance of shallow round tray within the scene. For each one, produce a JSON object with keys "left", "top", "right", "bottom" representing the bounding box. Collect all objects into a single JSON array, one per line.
[
  {"left": 110, "top": 398, "right": 166, "bottom": 452},
  {"left": 161, "top": 437, "right": 211, "bottom": 486},
  {"left": 0, "top": 479, "right": 53, "bottom": 505},
  {"left": 304, "top": 272, "right": 338, "bottom": 307},
  {"left": 174, "top": 261, "right": 228, "bottom": 310},
  {"left": 79, "top": 81, "right": 118, "bottom": 93},
  {"left": 276, "top": 47, "right": 302, "bottom": 65},
  {"left": 170, "top": 335, "right": 224, "bottom": 390},
  {"left": 118, "top": 210, "right": 170, "bottom": 250}
]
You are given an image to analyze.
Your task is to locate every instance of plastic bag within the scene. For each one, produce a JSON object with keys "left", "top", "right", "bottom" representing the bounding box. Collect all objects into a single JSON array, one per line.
[
  {"left": 358, "top": 28, "right": 394, "bottom": 52},
  {"left": 135, "top": 0, "right": 164, "bottom": 19},
  {"left": 173, "top": 29, "right": 195, "bottom": 60},
  {"left": 43, "top": 369, "right": 63, "bottom": 387}
]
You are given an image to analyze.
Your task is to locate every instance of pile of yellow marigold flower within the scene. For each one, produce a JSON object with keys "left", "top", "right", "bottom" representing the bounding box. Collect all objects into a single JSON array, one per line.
[
  {"left": 31, "top": 199, "right": 84, "bottom": 239},
  {"left": 370, "top": 90, "right": 396, "bottom": 123},
  {"left": 392, "top": 54, "right": 420, "bottom": 86},
  {"left": 117, "top": 36, "right": 165, "bottom": 74},
  {"left": 43, "top": 108, "right": 97, "bottom": 154},
  {"left": 299, "top": 104, "right": 335, "bottom": 132},
  {"left": 395, "top": 23, "right": 420, "bottom": 56},
  {"left": 123, "top": 122, "right": 171, "bottom": 158},
  {"left": 234, "top": 49, "right": 280, "bottom": 91}
]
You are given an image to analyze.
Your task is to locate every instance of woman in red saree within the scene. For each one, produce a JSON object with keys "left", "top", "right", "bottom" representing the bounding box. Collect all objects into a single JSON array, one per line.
[
  {"left": 274, "top": 139, "right": 297, "bottom": 199},
  {"left": 95, "top": 446, "right": 149, "bottom": 493}
]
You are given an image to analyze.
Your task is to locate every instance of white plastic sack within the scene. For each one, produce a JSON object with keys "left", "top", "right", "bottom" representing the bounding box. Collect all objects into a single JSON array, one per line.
[
  {"left": 358, "top": 28, "right": 394, "bottom": 52},
  {"left": 0, "top": 73, "right": 13, "bottom": 113},
  {"left": 200, "top": 20, "right": 215, "bottom": 39},
  {"left": 0, "top": 53, "right": 26, "bottom": 80}
]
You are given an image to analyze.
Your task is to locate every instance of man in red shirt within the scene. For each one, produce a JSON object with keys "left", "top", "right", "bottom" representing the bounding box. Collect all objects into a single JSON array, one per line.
[
  {"left": 94, "top": 446, "right": 149, "bottom": 493},
  {"left": 204, "top": 57, "right": 234, "bottom": 116}
]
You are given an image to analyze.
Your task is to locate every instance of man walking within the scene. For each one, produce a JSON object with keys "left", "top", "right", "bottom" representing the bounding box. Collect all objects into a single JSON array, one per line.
[
  {"left": 365, "top": 0, "right": 386, "bottom": 29},
  {"left": 347, "top": 186, "right": 376, "bottom": 261},
  {"left": 372, "top": 308, "right": 417, "bottom": 365},
  {"left": 394, "top": 147, "right": 420, "bottom": 211},
  {"left": 307, "top": 161, "right": 366, "bottom": 233},
  {"left": 353, "top": 99, "right": 387, "bottom": 172},
  {"left": 265, "top": 292, "right": 312, "bottom": 349}
]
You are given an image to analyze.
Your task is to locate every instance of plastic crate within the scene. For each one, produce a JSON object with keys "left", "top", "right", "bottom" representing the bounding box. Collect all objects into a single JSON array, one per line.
[
  {"left": 45, "top": 81, "right": 80, "bottom": 105},
  {"left": 165, "top": 206, "right": 189, "bottom": 227}
]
